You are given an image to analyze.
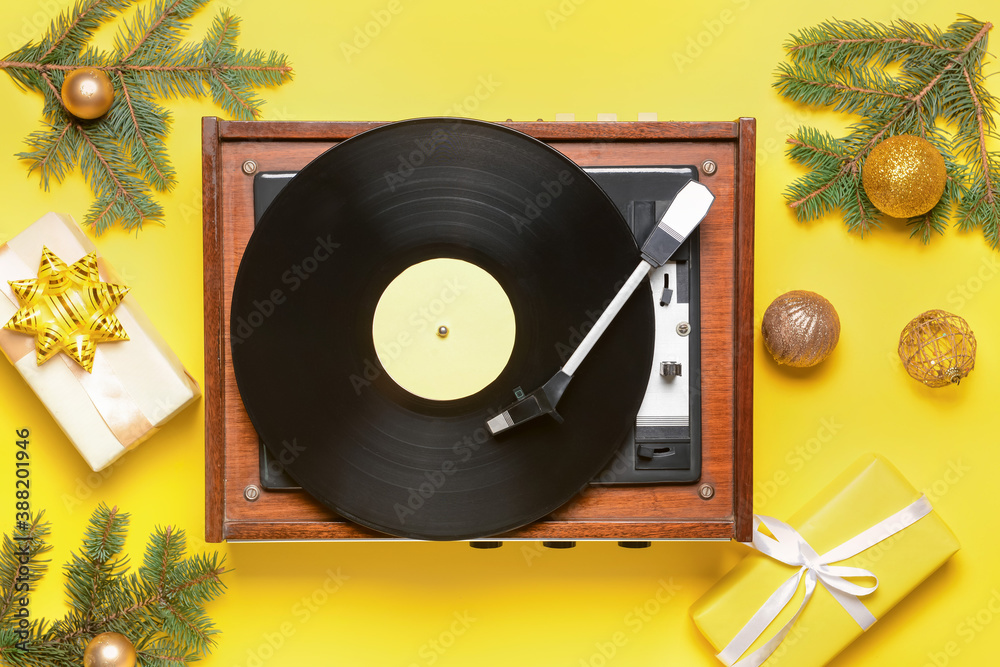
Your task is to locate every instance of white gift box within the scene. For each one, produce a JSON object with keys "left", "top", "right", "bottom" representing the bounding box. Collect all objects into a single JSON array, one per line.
[{"left": 0, "top": 213, "right": 200, "bottom": 470}]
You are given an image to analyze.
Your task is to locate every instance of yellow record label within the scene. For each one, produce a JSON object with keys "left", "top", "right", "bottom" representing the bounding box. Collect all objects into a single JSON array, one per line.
[{"left": 372, "top": 258, "right": 516, "bottom": 401}]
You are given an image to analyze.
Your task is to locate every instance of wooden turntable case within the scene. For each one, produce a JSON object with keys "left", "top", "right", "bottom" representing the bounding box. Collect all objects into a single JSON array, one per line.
[{"left": 202, "top": 118, "right": 755, "bottom": 543}]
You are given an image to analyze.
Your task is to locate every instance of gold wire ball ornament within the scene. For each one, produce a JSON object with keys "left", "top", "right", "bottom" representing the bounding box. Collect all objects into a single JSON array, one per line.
[
  {"left": 61, "top": 68, "right": 115, "bottom": 120},
  {"left": 898, "top": 310, "right": 976, "bottom": 388},
  {"left": 862, "top": 135, "right": 946, "bottom": 218},
  {"left": 83, "top": 632, "right": 136, "bottom": 667},
  {"left": 761, "top": 290, "right": 841, "bottom": 367}
]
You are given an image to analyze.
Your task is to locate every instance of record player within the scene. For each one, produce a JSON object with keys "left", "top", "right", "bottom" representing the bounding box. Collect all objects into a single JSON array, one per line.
[{"left": 202, "top": 116, "right": 755, "bottom": 544}]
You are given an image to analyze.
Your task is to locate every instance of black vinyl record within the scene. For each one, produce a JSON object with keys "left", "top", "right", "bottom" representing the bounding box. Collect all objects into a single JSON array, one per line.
[{"left": 230, "top": 118, "right": 653, "bottom": 540}]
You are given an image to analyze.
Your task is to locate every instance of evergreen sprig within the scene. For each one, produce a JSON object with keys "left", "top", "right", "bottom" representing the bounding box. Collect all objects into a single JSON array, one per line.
[
  {"left": 0, "top": 0, "right": 292, "bottom": 234},
  {"left": 775, "top": 16, "right": 999, "bottom": 246},
  {"left": 0, "top": 504, "right": 228, "bottom": 666}
]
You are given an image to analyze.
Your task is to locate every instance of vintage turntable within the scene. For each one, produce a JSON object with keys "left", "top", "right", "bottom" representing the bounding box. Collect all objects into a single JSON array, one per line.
[{"left": 202, "top": 116, "right": 754, "bottom": 544}]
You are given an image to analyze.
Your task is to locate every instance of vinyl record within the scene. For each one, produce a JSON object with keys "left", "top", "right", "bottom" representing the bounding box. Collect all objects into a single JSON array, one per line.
[{"left": 230, "top": 118, "right": 653, "bottom": 540}]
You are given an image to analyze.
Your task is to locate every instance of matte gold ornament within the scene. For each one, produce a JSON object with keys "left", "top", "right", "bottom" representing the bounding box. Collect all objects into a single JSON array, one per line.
[
  {"left": 83, "top": 632, "right": 136, "bottom": 667},
  {"left": 3, "top": 246, "right": 130, "bottom": 372},
  {"left": 898, "top": 310, "right": 976, "bottom": 387},
  {"left": 61, "top": 68, "right": 115, "bottom": 119},
  {"left": 862, "top": 135, "right": 946, "bottom": 218},
  {"left": 761, "top": 290, "right": 840, "bottom": 367}
]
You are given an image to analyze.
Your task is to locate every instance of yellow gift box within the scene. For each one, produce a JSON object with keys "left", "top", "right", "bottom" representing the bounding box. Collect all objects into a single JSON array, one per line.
[
  {"left": 0, "top": 212, "right": 200, "bottom": 471},
  {"left": 690, "top": 454, "right": 960, "bottom": 667}
]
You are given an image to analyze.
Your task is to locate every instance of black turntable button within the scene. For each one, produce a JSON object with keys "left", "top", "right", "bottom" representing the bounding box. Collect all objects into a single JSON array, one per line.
[
  {"left": 542, "top": 541, "right": 576, "bottom": 549},
  {"left": 469, "top": 541, "right": 503, "bottom": 549},
  {"left": 618, "top": 541, "right": 651, "bottom": 549}
]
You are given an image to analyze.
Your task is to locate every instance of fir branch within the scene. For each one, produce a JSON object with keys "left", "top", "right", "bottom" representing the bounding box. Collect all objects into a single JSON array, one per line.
[
  {"left": 60, "top": 504, "right": 131, "bottom": 632},
  {"left": 36, "top": 0, "right": 133, "bottom": 64},
  {"left": 789, "top": 35, "right": 940, "bottom": 53},
  {"left": 158, "top": 527, "right": 174, "bottom": 593},
  {"left": 776, "top": 16, "right": 998, "bottom": 246},
  {"left": 75, "top": 122, "right": 155, "bottom": 231},
  {"left": 38, "top": 3, "right": 97, "bottom": 61},
  {"left": 208, "top": 70, "right": 258, "bottom": 118},
  {"left": 18, "top": 121, "right": 78, "bottom": 189},
  {"left": 159, "top": 599, "right": 215, "bottom": 652},
  {"left": 115, "top": 74, "right": 173, "bottom": 190},
  {"left": 119, "top": 0, "right": 189, "bottom": 62},
  {"left": 843, "top": 167, "right": 879, "bottom": 236},
  {"left": 962, "top": 66, "right": 996, "bottom": 206},
  {"left": 2, "top": 506, "right": 228, "bottom": 665},
  {"left": 0, "top": 0, "right": 292, "bottom": 233},
  {"left": 85, "top": 505, "right": 127, "bottom": 562},
  {"left": 0, "top": 60, "right": 293, "bottom": 73},
  {"left": 169, "top": 556, "right": 227, "bottom": 600},
  {"left": 205, "top": 12, "right": 236, "bottom": 63}
]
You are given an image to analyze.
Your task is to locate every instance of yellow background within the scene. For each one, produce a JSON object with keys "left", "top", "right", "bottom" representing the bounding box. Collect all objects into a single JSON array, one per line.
[{"left": 1, "top": 0, "right": 998, "bottom": 665}]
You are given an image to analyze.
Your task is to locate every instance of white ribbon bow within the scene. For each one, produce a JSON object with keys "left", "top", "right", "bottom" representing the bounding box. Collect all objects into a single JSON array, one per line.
[{"left": 717, "top": 495, "right": 933, "bottom": 667}]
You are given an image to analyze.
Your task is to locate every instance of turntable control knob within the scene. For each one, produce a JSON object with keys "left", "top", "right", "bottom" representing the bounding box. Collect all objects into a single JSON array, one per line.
[
  {"left": 469, "top": 541, "right": 503, "bottom": 549},
  {"left": 542, "top": 541, "right": 576, "bottom": 549},
  {"left": 660, "top": 361, "right": 682, "bottom": 377}
]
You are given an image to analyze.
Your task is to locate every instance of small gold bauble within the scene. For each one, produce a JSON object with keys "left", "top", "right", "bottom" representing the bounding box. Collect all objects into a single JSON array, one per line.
[
  {"left": 862, "top": 134, "right": 946, "bottom": 218},
  {"left": 898, "top": 310, "right": 976, "bottom": 388},
  {"left": 83, "top": 632, "right": 136, "bottom": 667},
  {"left": 761, "top": 290, "right": 840, "bottom": 368},
  {"left": 61, "top": 68, "right": 115, "bottom": 120}
]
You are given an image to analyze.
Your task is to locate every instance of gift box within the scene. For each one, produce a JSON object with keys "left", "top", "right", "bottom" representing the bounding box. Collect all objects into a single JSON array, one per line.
[
  {"left": 690, "top": 454, "right": 960, "bottom": 667},
  {"left": 0, "top": 212, "right": 200, "bottom": 471}
]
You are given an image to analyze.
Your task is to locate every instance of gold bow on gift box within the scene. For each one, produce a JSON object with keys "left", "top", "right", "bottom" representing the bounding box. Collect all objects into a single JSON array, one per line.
[{"left": 4, "top": 247, "right": 130, "bottom": 372}]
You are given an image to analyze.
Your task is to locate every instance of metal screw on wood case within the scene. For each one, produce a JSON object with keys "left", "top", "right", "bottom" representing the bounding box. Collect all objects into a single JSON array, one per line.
[
  {"left": 242, "top": 160, "right": 258, "bottom": 175},
  {"left": 699, "top": 484, "right": 715, "bottom": 500},
  {"left": 676, "top": 322, "right": 691, "bottom": 336},
  {"left": 243, "top": 484, "right": 261, "bottom": 501},
  {"left": 701, "top": 159, "right": 717, "bottom": 175}
]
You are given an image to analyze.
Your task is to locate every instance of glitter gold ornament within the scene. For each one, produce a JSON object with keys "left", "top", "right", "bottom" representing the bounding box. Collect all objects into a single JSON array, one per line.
[
  {"left": 61, "top": 68, "right": 115, "bottom": 120},
  {"left": 761, "top": 290, "right": 840, "bottom": 367},
  {"left": 83, "top": 632, "right": 136, "bottom": 667},
  {"left": 898, "top": 310, "right": 976, "bottom": 387},
  {"left": 862, "top": 135, "right": 946, "bottom": 218},
  {"left": 3, "top": 246, "right": 129, "bottom": 372}
]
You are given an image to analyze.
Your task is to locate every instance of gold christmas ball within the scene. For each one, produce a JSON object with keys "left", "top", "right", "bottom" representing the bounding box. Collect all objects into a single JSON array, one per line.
[
  {"left": 898, "top": 310, "right": 976, "bottom": 388},
  {"left": 83, "top": 632, "right": 136, "bottom": 667},
  {"left": 61, "top": 68, "right": 115, "bottom": 120},
  {"left": 761, "top": 290, "right": 840, "bottom": 367},
  {"left": 862, "top": 134, "right": 946, "bottom": 218}
]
